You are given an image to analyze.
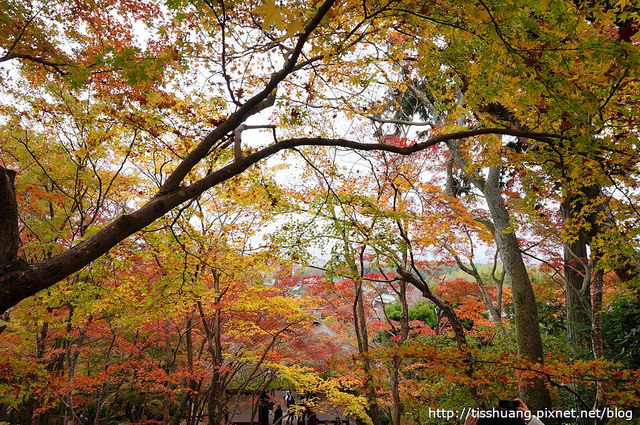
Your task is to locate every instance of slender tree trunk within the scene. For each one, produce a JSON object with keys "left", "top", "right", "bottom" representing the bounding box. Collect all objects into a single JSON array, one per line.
[
  {"left": 186, "top": 315, "right": 197, "bottom": 425},
  {"left": 447, "top": 246, "right": 504, "bottom": 328},
  {"left": 397, "top": 269, "right": 487, "bottom": 408},
  {"left": 353, "top": 279, "right": 383, "bottom": 425},
  {"left": 26, "top": 319, "right": 50, "bottom": 425},
  {"left": 389, "top": 279, "right": 409, "bottom": 425},
  {"left": 478, "top": 283, "right": 503, "bottom": 326},
  {"left": 94, "top": 328, "right": 117, "bottom": 425},
  {"left": 164, "top": 331, "right": 174, "bottom": 424},
  {"left": 168, "top": 392, "right": 191, "bottom": 425},
  {"left": 330, "top": 201, "right": 383, "bottom": 425},
  {"left": 200, "top": 271, "right": 227, "bottom": 425},
  {"left": 590, "top": 252, "right": 605, "bottom": 425},
  {"left": 63, "top": 307, "right": 77, "bottom": 425}
]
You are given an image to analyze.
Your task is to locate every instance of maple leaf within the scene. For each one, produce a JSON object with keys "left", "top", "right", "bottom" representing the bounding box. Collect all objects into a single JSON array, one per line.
[
  {"left": 285, "top": 18, "right": 305, "bottom": 37},
  {"left": 254, "top": 0, "right": 284, "bottom": 30}
]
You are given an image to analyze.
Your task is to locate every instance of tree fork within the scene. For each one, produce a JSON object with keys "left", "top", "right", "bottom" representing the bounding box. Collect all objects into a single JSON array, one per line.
[
  {"left": 561, "top": 187, "right": 596, "bottom": 353},
  {"left": 397, "top": 268, "right": 488, "bottom": 408}
]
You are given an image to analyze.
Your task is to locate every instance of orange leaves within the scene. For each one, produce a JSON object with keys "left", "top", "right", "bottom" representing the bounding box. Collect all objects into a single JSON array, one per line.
[
  {"left": 434, "top": 278, "right": 481, "bottom": 304},
  {"left": 373, "top": 341, "right": 640, "bottom": 408}
]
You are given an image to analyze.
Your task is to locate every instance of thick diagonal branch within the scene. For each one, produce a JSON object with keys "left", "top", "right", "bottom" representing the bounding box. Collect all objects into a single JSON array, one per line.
[{"left": 0, "top": 129, "right": 561, "bottom": 313}]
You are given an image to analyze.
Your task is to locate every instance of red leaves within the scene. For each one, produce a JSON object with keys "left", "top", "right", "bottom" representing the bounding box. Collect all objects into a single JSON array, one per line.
[
  {"left": 618, "top": 22, "right": 638, "bottom": 42},
  {"left": 434, "top": 278, "right": 481, "bottom": 304},
  {"left": 380, "top": 135, "right": 415, "bottom": 148},
  {"left": 524, "top": 50, "right": 542, "bottom": 68},
  {"left": 559, "top": 112, "right": 572, "bottom": 131}
]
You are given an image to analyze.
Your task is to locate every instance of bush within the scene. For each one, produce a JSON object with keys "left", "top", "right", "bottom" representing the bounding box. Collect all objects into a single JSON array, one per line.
[
  {"left": 602, "top": 297, "right": 640, "bottom": 368},
  {"left": 385, "top": 301, "right": 437, "bottom": 328}
]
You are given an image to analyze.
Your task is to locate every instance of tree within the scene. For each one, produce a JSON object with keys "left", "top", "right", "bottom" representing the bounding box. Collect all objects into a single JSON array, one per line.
[
  {"left": 0, "top": 0, "right": 563, "bottom": 314},
  {"left": 0, "top": 172, "right": 314, "bottom": 424},
  {"left": 345, "top": 0, "right": 640, "bottom": 412},
  {"left": 3, "top": 1, "right": 640, "bottom": 423}
]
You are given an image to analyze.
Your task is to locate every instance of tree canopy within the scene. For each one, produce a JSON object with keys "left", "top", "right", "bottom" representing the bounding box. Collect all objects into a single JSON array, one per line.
[{"left": 1, "top": 0, "right": 639, "bottom": 423}]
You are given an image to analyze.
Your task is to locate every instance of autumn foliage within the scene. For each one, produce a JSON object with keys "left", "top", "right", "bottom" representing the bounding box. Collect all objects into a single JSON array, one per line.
[{"left": 1, "top": 0, "right": 640, "bottom": 423}]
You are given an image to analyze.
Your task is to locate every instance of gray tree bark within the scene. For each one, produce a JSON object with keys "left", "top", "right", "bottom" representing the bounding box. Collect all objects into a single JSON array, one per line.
[
  {"left": 560, "top": 187, "right": 597, "bottom": 352},
  {"left": 447, "top": 142, "right": 552, "bottom": 412},
  {"left": 483, "top": 167, "right": 552, "bottom": 412}
]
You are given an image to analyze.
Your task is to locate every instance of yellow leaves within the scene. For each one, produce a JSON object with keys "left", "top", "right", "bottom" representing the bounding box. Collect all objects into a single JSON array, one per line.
[
  {"left": 285, "top": 19, "right": 306, "bottom": 38},
  {"left": 615, "top": 0, "right": 629, "bottom": 9},
  {"left": 254, "top": 0, "right": 305, "bottom": 38},
  {"left": 276, "top": 365, "right": 373, "bottom": 425},
  {"left": 466, "top": 6, "right": 490, "bottom": 27},
  {"left": 254, "top": 0, "right": 282, "bottom": 30},
  {"left": 538, "top": 0, "right": 552, "bottom": 13}
]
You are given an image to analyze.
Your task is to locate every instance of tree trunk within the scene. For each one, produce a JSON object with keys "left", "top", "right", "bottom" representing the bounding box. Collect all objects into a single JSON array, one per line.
[
  {"left": 200, "top": 271, "right": 227, "bottom": 425},
  {"left": 561, "top": 190, "right": 594, "bottom": 352},
  {"left": 397, "top": 268, "right": 487, "bottom": 408},
  {"left": 186, "top": 315, "right": 198, "bottom": 425},
  {"left": 390, "top": 279, "right": 408, "bottom": 425},
  {"left": 164, "top": 331, "right": 174, "bottom": 424},
  {"left": 563, "top": 236, "right": 592, "bottom": 351},
  {"left": 591, "top": 253, "right": 605, "bottom": 425},
  {"left": 353, "top": 279, "right": 383, "bottom": 425},
  {"left": 0, "top": 167, "right": 19, "bottom": 267},
  {"left": 483, "top": 166, "right": 552, "bottom": 412},
  {"left": 447, "top": 140, "right": 551, "bottom": 410},
  {"left": 447, "top": 245, "right": 504, "bottom": 328}
]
